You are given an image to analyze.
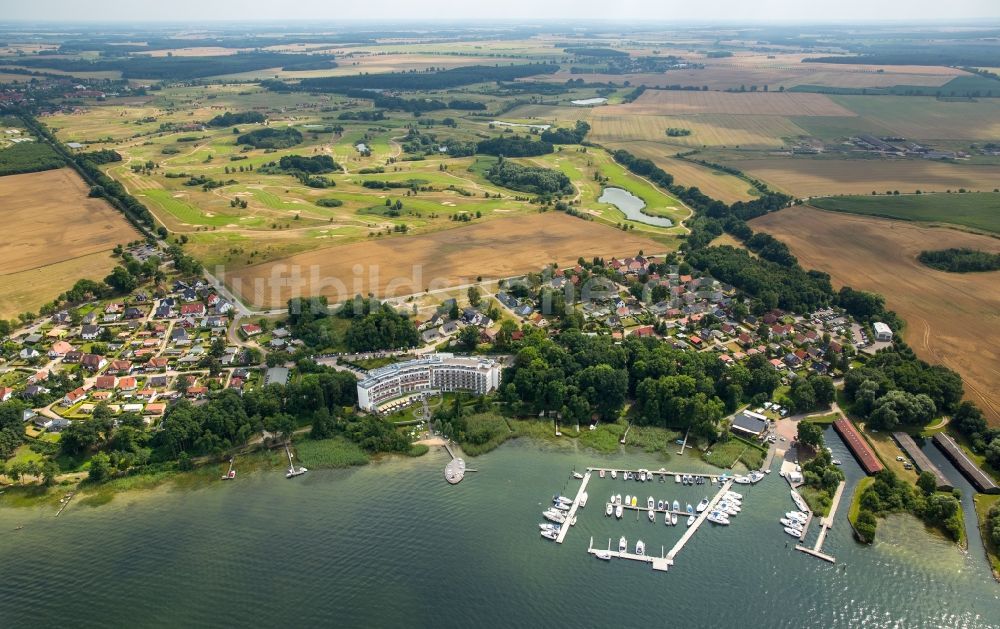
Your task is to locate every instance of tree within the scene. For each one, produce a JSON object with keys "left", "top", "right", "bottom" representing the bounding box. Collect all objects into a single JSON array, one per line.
[
  {"left": 467, "top": 285, "right": 482, "bottom": 308},
  {"left": 41, "top": 460, "right": 59, "bottom": 487},
  {"left": 449, "top": 301, "right": 460, "bottom": 321},
  {"left": 797, "top": 421, "right": 823, "bottom": 451},
  {"left": 458, "top": 325, "right": 480, "bottom": 352},
  {"left": 917, "top": 470, "right": 937, "bottom": 495},
  {"left": 88, "top": 452, "right": 111, "bottom": 482}
]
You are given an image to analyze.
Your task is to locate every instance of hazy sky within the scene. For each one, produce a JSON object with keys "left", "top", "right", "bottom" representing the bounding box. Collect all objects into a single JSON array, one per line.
[{"left": 3, "top": 0, "right": 999, "bottom": 23}]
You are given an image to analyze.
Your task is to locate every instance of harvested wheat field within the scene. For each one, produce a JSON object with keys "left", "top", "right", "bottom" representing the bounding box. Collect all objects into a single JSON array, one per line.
[
  {"left": 588, "top": 113, "right": 806, "bottom": 148},
  {"left": 0, "top": 168, "right": 139, "bottom": 274},
  {"left": 0, "top": 251, "right": 121, "bottom": 319},
  {"left": 732, "top": 158, "right": 1000, "bottom": 197},
  {"left": 228, "top": 212, "right": 663, "bottom": 308},
  {"left": 752, "top": 206, "right": 1000, "bottom": 422},
  {"left": 603, "top": 90, "right": 856, "bottom": 117}
]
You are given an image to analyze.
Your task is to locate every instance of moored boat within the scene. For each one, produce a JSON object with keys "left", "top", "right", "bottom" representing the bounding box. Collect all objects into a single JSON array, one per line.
[
  {"left": 664, "top": 511, "right": 672, "bottom": 525},
  {"left": 675, "top": 474, "right": 681, "bottom": 483},
  {"left": 648, "top": 509, "right": 655, "bottom": 522},
  {"left": 572, "top": 471, "right": 584, "bottom": 480},
  {"left": 615, "top": 504, "right": 624, "bottom": 519},
  {"left": 686, "top": 515, "right": 695, "bottom": 527},
  {"left": 606, "top": 503, "right": 614, "bottom": 517},
  {"left": 539, "top": 523, "right": 560, "bottom": 531},
  {"left": 672, "top": 499, "right": 680, "bottom": 512},
  {"left": 657, "top": 499, "right": 664, "bottom": 510},
  {"left": 541, "top": 529, "right": 559, "bottom": 540},
  {"left": 725, "top": 490, "right": 743, "bottom": 501},
  {"left": 611, "top": 469, "right": 617, "bottom": 479},
  {"left": 647, "top": 496, "right": 655, "bottom": 510},
  {"left": 780, "top": 518, "right": 803, "bottom": 529},
  {"left": 615, "top": 494, "right": 622, "bottom": 505},
  {"left": 734, "top": 475, "right": 751, "bottom": 485},
  {"left": 696, "top": 497, "right": 710, "bottom": 513},
  {"left": 595, "top": 550, "right": 611, "bottom": 561},
  {"left": 791, "top": 490, "right": 809, "bottom": 513},
  {"left": 784, "top": 526, "right": 803, "bottom": 537},
  {"left": 619, "top": 536, "right": 628, "bottom": 552},
  {"left": 635, "top": 540, "right": 645, "bottom": 556},
  {"left": 631, "top": 496, "right": 637, "bottom": 507},
  {"left": 706, "top": 510, "right": 730, "bottom": 525},
  {"left": 685, "top": 503, "right": 694, "bottom": 514},
  {"left": 671, "top": 513, "right": 678, "bottom": 526}
]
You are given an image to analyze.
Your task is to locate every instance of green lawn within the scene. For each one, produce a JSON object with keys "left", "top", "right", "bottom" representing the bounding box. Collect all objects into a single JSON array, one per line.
[
  {"left": 973, "top": 493, "right": 1000, "bottom": 579},
  {"left": 811, "top": 192, "right": 1000, "bottom": 235}
]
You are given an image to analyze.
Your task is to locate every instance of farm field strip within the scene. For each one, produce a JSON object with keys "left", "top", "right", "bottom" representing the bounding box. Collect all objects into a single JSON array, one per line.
[{"left": 603, "top": 90, "right": 857, "bottom": 117}]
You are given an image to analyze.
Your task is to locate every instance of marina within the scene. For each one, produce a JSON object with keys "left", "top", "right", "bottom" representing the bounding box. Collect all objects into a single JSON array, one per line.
[
  {"left": 555, "top": 471, "right": 591, "bottom": 543},
  {"left": 585, "top": 466, "right": 734, "bottom": 482},
  {"left": 796, "top": 480, "right": 847, "bottom": 563}
]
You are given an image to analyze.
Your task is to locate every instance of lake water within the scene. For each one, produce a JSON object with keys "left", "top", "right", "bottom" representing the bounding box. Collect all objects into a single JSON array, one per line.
[
  {"left": 0, "top": 429, "right": 998, "bottom": 628},
  {"left": 599, "top": 187, "right": 674, "bottom": 227}
]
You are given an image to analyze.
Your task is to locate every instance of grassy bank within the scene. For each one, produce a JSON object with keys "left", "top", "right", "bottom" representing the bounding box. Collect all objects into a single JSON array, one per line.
[
  {"left": 294, "top": 436, "right": 370, "bottom": 469},
  {"left": 703, "top": 436, "right": 766, "bottom": 470},
  {"left": 848, "top": 476, "right": 875, "bottom": 527},
  {"left": 974, "top": 493, "right": 1000, "bottom": 581}
]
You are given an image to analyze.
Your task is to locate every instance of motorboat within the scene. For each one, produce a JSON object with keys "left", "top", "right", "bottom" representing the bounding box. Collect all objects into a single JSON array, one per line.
[
  {"left": 615, "top": 494, "right": 622, "bottom": 505},
  {"left": 594, "top": 550, "right": 611, "bottom": 561},
  {"left": 791, "top": 490, "right": 809, "bottom": 513},
  {"left": 625, "top": 494, "right": 632, "bottom": 507},
  {"left": 725, "top": 490, "right": 743, "bottom": 501},
  {"left": 647, "top": 496, "right": 655, "bottom": 510},
  {"left": 611, "top": 470, "right": 617, "bottom": 479},
  {"left": 671, "top": 513, "right": 678, "bottom": 526},
  {"left": 685, "top": 503, "right": 694, "bottom": 514},
  {"left": 573, "top": 471, "right": 584, "bottom": 480},
  {"left": 784, "top": 526, "right": 803, "bottom": 537},
  {"left": 696, "top": 498, "right": 710, "bottom": 513},
  {"left": 615, "top": 504, "right": 624, "bottom": 519},
  {"left": 686, "top": 515, "right": 696, "bottom": 527},
  {"left": 635, "top": 540, "right": 645, "bottom": 556},
  {"left": 657, "top": 499, "right": 664, "bottom": 510},
  {"left": 648, "top": 509, "right": 655, "bottom": 522},
  {"left": 664, "top": 512, "right": 672, "bottom": 525},
  {"left": 541, "top": 529, "right": 559, "bottom": 540},
  {"left": 639, "top": 470, "right": 647, "bottom": 482},
  {"left": 626, "top": 472, "right": 633, "bottom": 481},
  {"left": 748, "top": 471, "right": 765, "bottom": 483},
  {"left": 539, "top": 523, "right": 560, "bottom": 531},
  {"left": 544, "top": 510, "right": 566, "bottom": 524},
  {"left": 707, "top": 511, "right": 730, "bottom": 525},
  {"left": 619, "top": 536, "right": 628, "bottom": 553},
  {"left": 606, "top": 503, "right": 614, "bottom": 517},
  {"left": 719, "top": 502, "right": 739, "bottom": 517},
  {"left": 672, "top": 499, "right": 680, "bottom": 512},
  {"left": 610, "top": 493, "right": 616, "bottom": 505},
  {"left": 631, "top": 496, "right": 638, "bottom": 507},
  {"left": 786, "top": 511, "right": 807, "bottom": 523},
  {"left": 554, "top": 495, "right": 572, "bottom": 505},
  {"left": 553, "top": 502, "right": 571, "bottom": 511},
  {"left": 599, "top": 469, "right": 606, "bottom": 478},
  {"left": 734, "top": 475, "right": 751, "bottom": 485},
  {"left": 780, "top": 518, "right": 803, "bottom": 529},
  {"left": 580, "top": 492, "right": 589, "bottom": 508},
  {"left": 675, "top": 474, "right": 681, "bottom": 483},
  {"left": 832, "top": 459, "right": 842, "bottom": 466}
]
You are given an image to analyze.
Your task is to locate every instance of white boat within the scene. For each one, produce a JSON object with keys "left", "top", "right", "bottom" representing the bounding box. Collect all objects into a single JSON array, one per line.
[
  {"left": 832, "top": 459, "right": 842, "bottom": 466},
  {"left": 606, "top": 503, "right": 614, "bottom": 517},
  {"left": 539, "top": 523, "right": 560, "bottom": 531},
  {"left": 664, "top": 512, "right": 672, "bottom": 525},
  {"left": 553, "top": 502, "right": 571, "bottom": 511},
  {"left": 719, "top": 502, "right": 739, "bottom": 516},
  {"left": 672, "top": 499, "right": 680, "bottom": 512},
  {"left": 672, "top": 513, "right": 678, "bottom": 526},
  {"left": 594, "top": 550, "right": 611, "bottom": 561},
  {"left": 647, "top": 496, "right": 655, "bottom": 510},
  {"left": 286, "top": 466, "right": 307, "bottom": 478},
  {"left": 657, "top": 499, "right": 664, "bottom": 510},
  {"left": 600, "top": 469, "right": 606, "bottom": 478},
  {"left": 707, "top": 511, "right": 730, "bottom": 525},
  {"left": 541, "top": 529, "right": 559, "bottom": 540},
  {"left": 648, "top": 509, "right": 655, "bottom": 522},
  {"left": 734, "top": 475, "right": 751, "bottom": 485},
  {"left": 675, "top": 474, "right": 681, "bottom": 483},
  {"left": 696, "top": 498, "right": 710, "bottom": 513},
  {"left": 791, "top": 490, "right": 809, "bottom": 513},
  {"left": 619, "top": 536, "right": 628, "bottom": 552},
  {"left": 611, "top": 470, "right": 617, "bottom": 479},
  {"left": 786, "top": 511, "right": 808, "bottom": 523},
  {"left": 685, "top": 503, "right": 694, "bottom": 514},
  {"left": 543, "top": 510, "right": 566, "bottom": 524},
  {"left": 580, "top": 492, "right": 589, "bottom": 508},
  {"left": 635, "top": 540, "right": 645, "bottom": 556},
  {"left": 610, "top": 493, "right": 616, "bottom": 505},
  {"left": 572, "top": 471, "right": 584, "bottom": 480},
  {"left": 725, "top": 490, "right": 743, "bottom": 501},
  {"left": 615, "top": 504, "right": 623, "bottom": 519},
  {"left": 780, "top": 518, "right": 803, "bottom": 529},
  {"left": 686, "top": 515, "right": 696, "bottom": 527},
  {"left": 554, "top": 495, "right": 572, "bottom": 505},
  {"left": 748, "top": 471, "right": 765, "bottom": 483},
  {"left": 625, "top": 494, "right": 632, "bottom": 507},
  {"left": 640, "top": 471, "right": 647, "bottom": 482},
  {"left": 615, "top": 494, "right": 622, "bottom": 505},
  {"left": 784, "top": 526, "right": 803, "bottom": 537}
]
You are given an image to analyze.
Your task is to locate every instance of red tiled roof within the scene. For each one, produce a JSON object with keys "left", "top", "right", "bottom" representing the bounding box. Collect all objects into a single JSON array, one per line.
[{"left": 834, "top": 418, "right": 883, "bottom": 475}]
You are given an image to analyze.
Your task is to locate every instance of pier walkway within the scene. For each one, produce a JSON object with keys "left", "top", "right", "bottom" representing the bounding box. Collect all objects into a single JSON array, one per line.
[
  {"left": 556, "top": 471, "right": 591, "bottom": 544},
  {"left": 667, "top": 479, "right": 734, "bottom": 562},
  {"left": 588, "top": 537, "right": 672, "bottom": 572},
  {"left": 587, "top": 467, "right": 729, "bottom": 482},
  {"left": 796, "top": 480, "right": 846, "bottom": 563}
]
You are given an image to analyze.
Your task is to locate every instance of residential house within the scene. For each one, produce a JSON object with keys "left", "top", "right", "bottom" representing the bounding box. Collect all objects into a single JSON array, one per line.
[
  {"left": 124, "top": 306, "right": 144, "bottom": 320},
  {"left": 81, "top": 353, "right": 107, "bottom": 372},
  {"left": 147, "top": 357, "right": 169, "bottom": 371},
  {"left": 186, "top": 386, "right": 208, "bottom": 399},
  {"left": 109, "top": 359, "right": 133, "bottom": 374},
  {"left": 27, "top": 370, "right": 48, "bottom": 384},
  {"left": 240, "top": 323, "right": 262, "bottom": 337},
  {"left": 95, "top": 375, "right": 117, "bottom": 389},
  {"left": 49, "top": 340, "right": 75, "bottom": 357},
  {"left": 148, "top": 375, "right": 169, "bottom": 388},
  {"left": 64, "top": 386, "right": 88, "bottom": 405},
  {"left": 81, "top": 324, "right": 101, "bottom": 341},
  {"left": 19, "top": 348, "right": 40, "bottom": 360},
  {"left": 64, "top": 350, "right": 83, "bottom": 363},
  {"left": 181, "top": 303, "right": 206, "bottom": 317},
  {"left": 0, "top": 387, "right": 13, "bottom": 402},
  {"left": 23, "top": 385, "right": 49, "bottom": 398}
]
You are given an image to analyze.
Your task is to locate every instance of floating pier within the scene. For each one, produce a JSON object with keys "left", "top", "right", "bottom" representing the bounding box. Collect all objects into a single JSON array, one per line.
[
  {"left": 796, "top": 480, "right": 846, "bottom": 563},
  {"left": 443, "top": 441, "right": 476, "bottom": 484},
  {"left": 667, "top": 479, "right": 734, "bottom": 561},
  {"left": 587, "top": 466, "right": 729, "bottom": 482},
  {"left": 556, "top": 471, "right": 591, "bottom": 544},
  {"left": 588, "top": 536, "right": 672, "bottom": 571}
]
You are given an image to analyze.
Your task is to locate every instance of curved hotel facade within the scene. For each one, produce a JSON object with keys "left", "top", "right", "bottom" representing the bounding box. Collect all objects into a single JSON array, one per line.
[{"left": 357, "top": 353, "right": 502, "bottom": 412}]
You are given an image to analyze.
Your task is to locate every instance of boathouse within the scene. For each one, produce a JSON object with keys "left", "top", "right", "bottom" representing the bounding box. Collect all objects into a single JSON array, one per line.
[
  {"left": 891, "top": 432, "right": 952, "bottom": 491},
  {"left": 932, "top": 433, "right": 1000, "bottom": 494},
  {"left": 833, "top": 418, "right": 883, "bottom": 475}
]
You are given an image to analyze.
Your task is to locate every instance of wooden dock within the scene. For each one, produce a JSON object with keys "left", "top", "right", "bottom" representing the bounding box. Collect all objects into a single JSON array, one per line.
[
  {"left": 443, "top": 441, "right": 471, "bottom": 484},
  {"left": 586, "top": 466, "right": 729, "bottom": 482},
  {"left": 556, "top": 471, "right": 591, "bottom": 544},
  {"left": 587, "top": 536, "right": 672, "bottom": 571},
  {"left": 796, "top": 480, "right": 846, "bottom": 563},
  {"left": 667, "top": 479, "right": 734, "bottom": 561}
]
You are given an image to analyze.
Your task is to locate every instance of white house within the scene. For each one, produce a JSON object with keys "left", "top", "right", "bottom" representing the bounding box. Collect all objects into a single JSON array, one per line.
[{"left": 873, "top": 321, "right": 893, "bottom": 342}]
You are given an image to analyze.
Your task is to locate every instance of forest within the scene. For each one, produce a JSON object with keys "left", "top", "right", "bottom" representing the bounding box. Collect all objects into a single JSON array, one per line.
[
  {"left": 917, "top": 248, "right": 1000, "bottom": 273},
  {"left": 484, "top": 158, "right": 573, "bottom": 196},
  {"left": 0, "top": 141, "right": 64, "bottom": 176},
  {"left": 236, "top": 127, "right": 303, "bottom": 149},
  {"left": 10, "top": 51, "right": 316, "bottom": 80},
  {"left": 208, "top": 111, "right": 266, "bottom": 127},
  {"left": 475, "top": 135, "right": 553, "bottom": 157},
  {"left": 289, "top": 63, "right": 560, "bottom": 92}
]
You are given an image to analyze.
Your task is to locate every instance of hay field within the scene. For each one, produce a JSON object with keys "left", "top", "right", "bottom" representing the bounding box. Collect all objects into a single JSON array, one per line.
[
  {"left": 228, "top": 212, "right": 663, "bottom": 308},
  {"left": 607, "top": 90, "right": 855, "bottom": 117},
  {"left": 752, "top": 206, "right": 1000, "bottom": 422},
  {"left": 604, "top": 141, "right": 755, "bottom": 203},
  {"left": 731, "top": 158, "right": 1000, "bottom": 197},
  {"left": 588, "top": 112, "right": 808, "bottom": 148},
  {"left": 0, "top": 251, "right": 121, "bottom": 319},
  {"left": 0, "top": 169, "right": 139, "bottom": 274}
]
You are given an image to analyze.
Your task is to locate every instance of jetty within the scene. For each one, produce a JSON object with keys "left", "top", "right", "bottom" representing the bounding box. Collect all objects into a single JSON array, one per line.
[
  {"left": 587, "top": 466, "right": 728, "bottom": 482},
  {"left": 443, "top": 441, "right": 476, "bottom": 484},
  {"left": 667, "top": 479, "right": 734, "bottom": 562},
  {"left": 676, "top": 428, "right": 690, "bottom": 455},
  {"left": 284, "top": 442, "right": 307, "bottom": 478},
  {"left": 796, "top": 480, "right": 846, "bottom": 563},
  {"left": 556, "top": 471, "right": 591, "bottom": 543},
  {"left": 54, "top": 491, "right": 75, "bottom": 517},
  {"left": 588, "top": 536, "right": 672, "bottom": 572}
]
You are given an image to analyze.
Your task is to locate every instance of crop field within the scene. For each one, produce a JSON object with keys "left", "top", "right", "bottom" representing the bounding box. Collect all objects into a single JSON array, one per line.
[
  {"left": 730, "top": 158, "right": 1000, "bottom": 197},
  {"left": 809, "top": 192, "right": 1000, "bottom": 234},
  {"left": 588, "top": 112, "right": 808, "bottom": 148},
  {"left": 227, "top": 211, "right": 664, "bottom": 309},
  {"left": 606, "top": 90, "right": 856, "bottom": 117},
  {"left": 0, "top": 168, "right": 139, "bottom": 317},
  {"left": 831, "top": 95, "right": 1000, "bottom": 140},
  {"left": 604, "top": 141, "right": 756, "bottom": 203},
  {"left": 221, "top": 53, "right": 504, "bottom": 80},
  {"left": 752, "top": 206, "right": 1000, "bottom": 421}
]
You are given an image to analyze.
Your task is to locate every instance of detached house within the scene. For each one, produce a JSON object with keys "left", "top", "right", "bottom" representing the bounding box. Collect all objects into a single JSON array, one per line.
[
  {"left": 0, "top": 387, "right": 13, "bottom": 402},
  {"left": 81, "top": 325, "right": 101, "bottom": 341},
  {"left": 181, "top": 303, "right": 206, "bottom": 317},
  {"left": 81, "top": 353, "right": 107, "bottom": 372}
]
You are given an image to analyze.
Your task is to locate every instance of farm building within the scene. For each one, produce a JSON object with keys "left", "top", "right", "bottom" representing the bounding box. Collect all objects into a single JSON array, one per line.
[
  {"left": 873, "top": 322, "right": 893, "bottom": 342},
  {"left": 932, "top": 433, "right": 1000, "bottom": 494},
  {"left": 833, "top": 417, "right": 883, "bottom": 475}
]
